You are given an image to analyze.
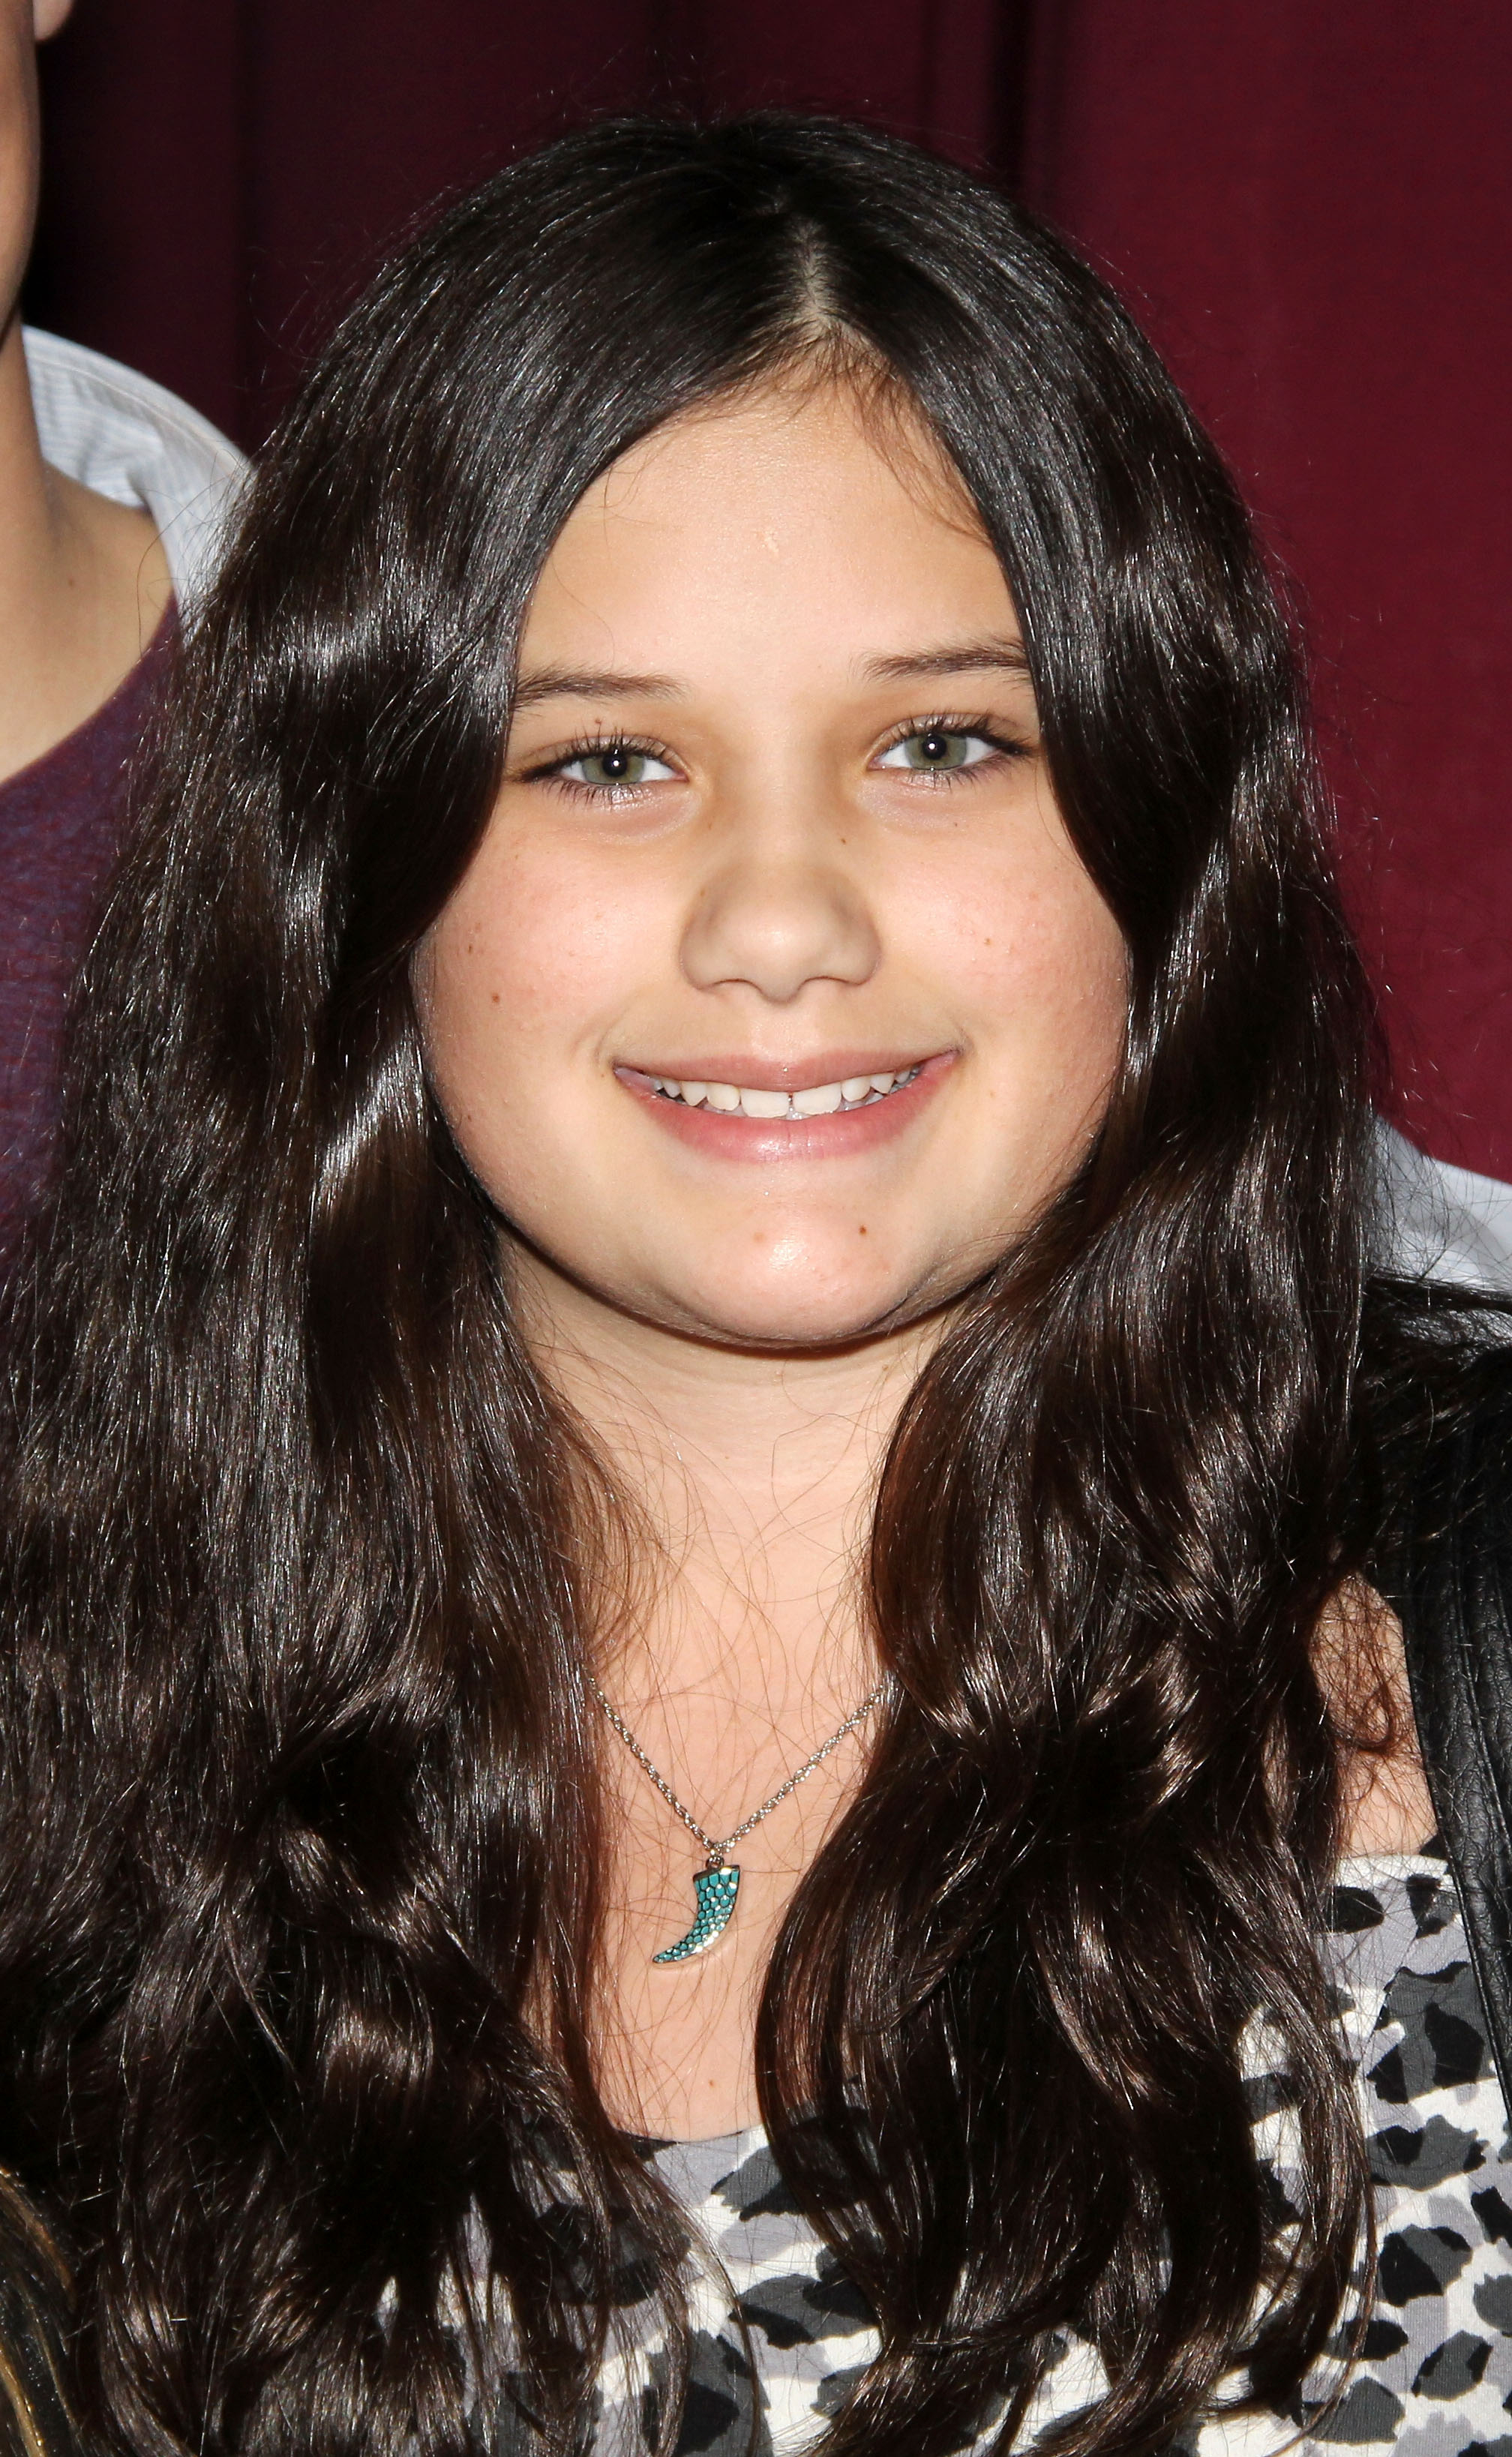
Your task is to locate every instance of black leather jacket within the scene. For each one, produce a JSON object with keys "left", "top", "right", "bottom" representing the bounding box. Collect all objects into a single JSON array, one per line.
[{"left": 1378, "top": 1344, "right": 1512, "bottom": 2114}]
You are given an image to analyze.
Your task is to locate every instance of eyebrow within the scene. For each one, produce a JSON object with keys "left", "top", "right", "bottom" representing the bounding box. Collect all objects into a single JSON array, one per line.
[
  {"left": 511, "top": 666, "right": 686, "bottom": 711},
  {"left": 509, "top": 638, "right": 1032, "bottom": 713},
  {"left": 860, "top": 639, "right": 1031, "bottom": 685}
]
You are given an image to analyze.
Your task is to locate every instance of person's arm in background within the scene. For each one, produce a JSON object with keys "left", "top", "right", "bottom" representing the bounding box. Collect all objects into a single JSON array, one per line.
[
  {"left": 0, "top": 0, "right": 169, "bottom": 780},
  {"left": 0, "top": 0, "right": 243, "bottom": 1264}
]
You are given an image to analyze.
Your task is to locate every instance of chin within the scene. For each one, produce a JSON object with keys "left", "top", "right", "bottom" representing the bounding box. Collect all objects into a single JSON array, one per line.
[{"left": 647, "top": 1258, "right": 948, "bottom": 1352}]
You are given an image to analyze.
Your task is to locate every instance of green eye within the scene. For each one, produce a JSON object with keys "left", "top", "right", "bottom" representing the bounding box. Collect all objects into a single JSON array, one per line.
[
  {"left": 560, "top": 746, "right": 677, "bottom": 789},
  {"left": 878, "top": 729, "right": 989, "bottom": 773}
]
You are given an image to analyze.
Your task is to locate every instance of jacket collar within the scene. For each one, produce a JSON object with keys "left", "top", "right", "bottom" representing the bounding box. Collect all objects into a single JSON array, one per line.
[{"left": 22, "top": 327, "right": 246, "bottom": 608}]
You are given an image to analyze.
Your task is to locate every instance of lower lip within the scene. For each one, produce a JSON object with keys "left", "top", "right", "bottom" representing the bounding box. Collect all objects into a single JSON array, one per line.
[{"left": 615, "top": 1053, "right": 956, "bottom": 1162}]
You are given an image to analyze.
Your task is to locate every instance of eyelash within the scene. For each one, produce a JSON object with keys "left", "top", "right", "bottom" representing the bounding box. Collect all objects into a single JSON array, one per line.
[
  {"left": 876, "top": 712, "right": 1032, "bottom": 778},
  {"left": 520, "top": 734, "right": 678, "bottom": 802},
  {"left": 520, "top": 713, "right": 1030, "bottom": 801}
]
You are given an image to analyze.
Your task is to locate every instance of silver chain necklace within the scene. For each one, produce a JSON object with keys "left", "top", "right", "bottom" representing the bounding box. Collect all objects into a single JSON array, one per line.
[{"left": 589, "top": 1670, "right": 893, "bottom": 1964}]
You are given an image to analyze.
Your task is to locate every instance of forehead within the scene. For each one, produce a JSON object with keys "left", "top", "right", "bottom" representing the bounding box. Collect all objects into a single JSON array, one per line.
[{"left": 520, "top": 380, "right": 1019, "bottom": 680}]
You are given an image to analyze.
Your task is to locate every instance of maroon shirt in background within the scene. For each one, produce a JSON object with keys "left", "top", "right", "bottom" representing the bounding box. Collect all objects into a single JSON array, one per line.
[{"left": 0, "top": 612, "right": 173, "bottom": 1264}]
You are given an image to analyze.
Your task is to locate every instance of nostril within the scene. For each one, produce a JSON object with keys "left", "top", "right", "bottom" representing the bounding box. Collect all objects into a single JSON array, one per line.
[{"left": 679, "top": 862, "right": 881, "bottom": 1000}]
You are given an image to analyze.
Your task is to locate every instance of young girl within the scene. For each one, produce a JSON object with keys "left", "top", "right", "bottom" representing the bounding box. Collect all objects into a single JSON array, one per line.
[{"left": 2, "top": 114, "right": 1509, "bottom": 2457}]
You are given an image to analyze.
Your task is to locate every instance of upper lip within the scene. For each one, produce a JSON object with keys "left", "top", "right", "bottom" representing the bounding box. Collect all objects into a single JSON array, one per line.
[{"left": 617, "top": 1051, "right": 946, "bottom": 1090}]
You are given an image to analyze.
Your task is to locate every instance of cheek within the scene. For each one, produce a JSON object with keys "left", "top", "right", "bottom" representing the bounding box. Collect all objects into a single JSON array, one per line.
[
  {"left": 1015, "top": 888, "right": 1127, "bottom": 1088},
  {"left": 910, "top": 837, "right": 1127, "bottom": 1114},
  {"left": 418, "top": 836, "right": 649, "bottom": 1106},
  {"left": 960, "top": 896, "right": 1126, "bottom": 1231}
]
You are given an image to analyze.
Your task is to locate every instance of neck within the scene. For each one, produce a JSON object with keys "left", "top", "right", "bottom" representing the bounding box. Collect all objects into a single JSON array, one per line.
[
  {"left": 0, "top": 312, "right": 170, "bottom": 782},
  {"left": 514, "top": 1249, "right": 940, "bottom": 1715}
]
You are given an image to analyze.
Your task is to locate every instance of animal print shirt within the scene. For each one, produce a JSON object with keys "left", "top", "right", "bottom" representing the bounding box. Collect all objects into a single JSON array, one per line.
[{"left": 544, "top": 1845, "right": 1512, "bottom": 2456}]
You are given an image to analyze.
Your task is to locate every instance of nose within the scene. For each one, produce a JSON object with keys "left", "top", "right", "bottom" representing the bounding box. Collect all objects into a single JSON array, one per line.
[{"left": 680, "top": 830, "right": 881, "bottom": 1006}]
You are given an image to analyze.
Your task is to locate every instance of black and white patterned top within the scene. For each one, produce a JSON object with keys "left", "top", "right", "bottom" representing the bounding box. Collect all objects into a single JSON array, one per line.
[{"left": 532, "top": 1846, "right": 1512, "bottom": 2456}]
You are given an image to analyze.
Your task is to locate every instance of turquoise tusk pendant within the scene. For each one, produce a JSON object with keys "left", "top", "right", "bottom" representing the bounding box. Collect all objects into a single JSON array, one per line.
[{"left": 652, "top": 1862, "right": 741, "bottom": 1964}]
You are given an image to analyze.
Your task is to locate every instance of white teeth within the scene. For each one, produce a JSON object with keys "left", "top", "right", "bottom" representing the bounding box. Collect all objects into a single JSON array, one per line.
[
  {"left": 643, "top": 1064, "right": 922, "bottom": 1116},
  {"left": 791, "top": 1080, "right": 844, "bottom": 1116}
]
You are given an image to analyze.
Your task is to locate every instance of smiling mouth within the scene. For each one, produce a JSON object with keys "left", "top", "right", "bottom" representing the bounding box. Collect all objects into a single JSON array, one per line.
[{"left": 635, "top": 1065, "right": 925, "bottom": 1121}]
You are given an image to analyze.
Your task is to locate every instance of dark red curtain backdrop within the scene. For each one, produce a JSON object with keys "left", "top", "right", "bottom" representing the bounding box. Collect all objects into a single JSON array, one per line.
[{"left": 24, "top": 2, "right": 1512, "bottom": 1176}]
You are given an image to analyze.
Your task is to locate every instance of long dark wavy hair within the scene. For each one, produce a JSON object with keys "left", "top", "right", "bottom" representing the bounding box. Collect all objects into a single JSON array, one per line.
[{"left": 0, "top": 112, "right": 1456, "bottom": 2457}]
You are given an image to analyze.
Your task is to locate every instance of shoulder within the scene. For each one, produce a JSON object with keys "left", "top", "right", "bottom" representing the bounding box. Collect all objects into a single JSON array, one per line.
[
  {"left": 1363, "top": 1305, "right": 1512, "bottom": 1714},
  {"left": 1375, "top": 1122, "right": 1512, "bottom": 1295},
  {"left": 1364, "top": 1306, "right": 1512, "bottom": 1574}
]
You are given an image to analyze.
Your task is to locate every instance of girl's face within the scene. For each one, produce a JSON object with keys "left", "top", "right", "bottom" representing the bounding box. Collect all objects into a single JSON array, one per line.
[{"left": 416, "top": 382, "right": 1127, "bottom": 1350}]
